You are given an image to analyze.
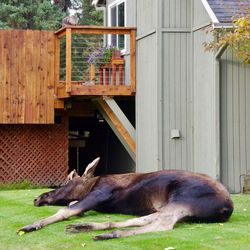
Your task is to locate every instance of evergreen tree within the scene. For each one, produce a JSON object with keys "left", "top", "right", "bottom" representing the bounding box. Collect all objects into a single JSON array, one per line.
[
  {"left": 0, "top": 0, "right": 65, "bottom": 30},
  {"left": 79, "top": 0, "right": 103, "bottom": 26}
]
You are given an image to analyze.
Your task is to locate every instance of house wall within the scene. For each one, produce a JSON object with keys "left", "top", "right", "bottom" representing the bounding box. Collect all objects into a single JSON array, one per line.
[
  {"left": 104, "top": 0, "right": 190, "bottom": 172},
  {"left": 193, "top": 0, "right": 211, "bottom": 27},
  {"left": 190, "top": 0, "right": 218, "bottom": 179},
  {"left": 136, "top": 34, "right": 158, "bottom": 172},
  {"left": 135, "top": 0, "right": 159, "bottom": 172},
  {"left": 135, "top": 0, "right": 194, "bottom": 172},
  {"left": 220, "top": 49, "right": 250, "bottom": 193},
  {"left": 106, "top": 0, "right": 159, "bottom": 172},
  {"left": 161, "top": 0, "right": 193, "bottom": 171},
  {"left": 162, "top": 32, "right": 192, "bottom": 171},
  {"left": 134, "top": 0, "right": 220, "bottom": 176},
  {"left": 162, "top": 0, "right": 191, "bottom": 28},
  {"left": 102, "top": 0, "right": 250, "bottom": 192},
  {"left": 192, "top": 28, "right": 218, "bottom": 178}
]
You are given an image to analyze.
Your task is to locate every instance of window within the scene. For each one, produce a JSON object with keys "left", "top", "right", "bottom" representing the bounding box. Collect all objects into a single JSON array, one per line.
[{"left": 108, "top": 0, "right": 125, "bottom": 51}]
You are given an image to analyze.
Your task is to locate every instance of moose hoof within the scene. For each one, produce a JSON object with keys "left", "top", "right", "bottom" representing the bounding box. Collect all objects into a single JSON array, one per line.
[
  {"left": 17, "top": 224, "right": 41, "bottom": 235},
  {"left": 93, "top": 231, "right": 119, "bottom": 241},
  {"left": 65, "top": 223, "right": 93, "bottom": 233}
]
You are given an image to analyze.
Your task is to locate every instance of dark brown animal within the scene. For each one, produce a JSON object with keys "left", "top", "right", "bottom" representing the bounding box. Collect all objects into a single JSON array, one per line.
[{"left": 17, "top": 158, "right": 233, "bottom": 240}]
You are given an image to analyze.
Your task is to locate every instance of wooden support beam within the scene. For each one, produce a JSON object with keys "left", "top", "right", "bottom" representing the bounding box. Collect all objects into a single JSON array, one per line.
[
  {"left": 55, "top": 26, "right": 135, "bottom": 35},
  {"left": 56, "top": 84, "right": 134, "bottom": 98},
  {"left": 54, "top": 99, "right": 64, "bottom": 109},
  {"left": 93, "top": 98, "right": 136, "bottom": 161}
]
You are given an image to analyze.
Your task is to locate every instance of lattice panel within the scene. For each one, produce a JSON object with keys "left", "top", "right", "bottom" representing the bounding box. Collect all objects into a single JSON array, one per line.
[{"left": 0, "top": 116, "right": 68, "bottom": 186}]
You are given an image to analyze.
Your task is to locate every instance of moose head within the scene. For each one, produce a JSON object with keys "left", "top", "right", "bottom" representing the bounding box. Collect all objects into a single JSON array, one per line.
[{"left": 33, "top": 157, "right": 100, "bottom": 207}]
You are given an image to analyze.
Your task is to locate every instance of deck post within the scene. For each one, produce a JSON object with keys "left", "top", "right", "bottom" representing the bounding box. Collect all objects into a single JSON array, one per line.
[
  {"left": 130, "top": 29, "right": 136, "bottom": 92},
  {"left": 66, "top": 28, "right": 72, "bottom": 93}
]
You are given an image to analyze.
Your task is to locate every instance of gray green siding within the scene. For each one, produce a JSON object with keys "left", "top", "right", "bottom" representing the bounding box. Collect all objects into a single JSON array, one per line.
[
  {"left": 163, "top": 0, "right": 191, "bottom": 28},
  {"left": 193, "top": 0, "right": 211, "bottom": 27},
  {"left": 135, "top": 0, "right": 159, "bottom": 172},
  {"left": 161, "top": 0, "right": 192, "bottom": 171},
  {"left": 135, "top": 0, "right": 194, "bottom": 172},
  {"left": 135, "top": 0, "right": 213, "bottom": 173},
  {"left": 192, "top": 29, "right": 219, "bottom": 178},
  {"left": 220, "top": 49, "right": 250, "bottom": 193},
  {"left": 136, "top": 34, "right": 158, "bottom": 172},
  {"left": 103, "top": 0, "right": 250, "bottom": 193},
  {"left": 136, "top": 0, "right": 156, "bottom": 37},
  {"left": 162, "top": 32, "right": 192, "bottom": 171}
]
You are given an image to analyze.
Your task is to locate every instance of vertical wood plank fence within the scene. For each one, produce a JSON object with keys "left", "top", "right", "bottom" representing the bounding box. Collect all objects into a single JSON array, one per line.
[{"left": 0, "top": 30, "right": 55, "bottom": 124}]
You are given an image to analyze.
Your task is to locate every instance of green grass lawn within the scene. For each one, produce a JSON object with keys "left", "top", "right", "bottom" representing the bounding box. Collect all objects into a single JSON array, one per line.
[{"left": 0, "top": 189, "right": 250, "bottom": 250}]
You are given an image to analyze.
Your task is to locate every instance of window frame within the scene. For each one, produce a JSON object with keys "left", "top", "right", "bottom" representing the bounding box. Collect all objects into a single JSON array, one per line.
[{"left": 107, "top": 0, "right": 126, "bottom": 54}]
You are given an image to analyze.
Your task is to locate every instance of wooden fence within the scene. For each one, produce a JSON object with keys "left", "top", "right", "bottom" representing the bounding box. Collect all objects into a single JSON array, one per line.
[{"left": 0, "top": 29, "right": 55, "bottom": 124}]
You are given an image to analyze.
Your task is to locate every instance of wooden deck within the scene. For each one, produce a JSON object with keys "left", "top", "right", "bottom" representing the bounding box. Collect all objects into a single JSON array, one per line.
[
  {"left": 0, "top": 27, "right": 136, "bottom": 124},
  {"left": 54, "top": 26, "right": 136, "bottom": 98}
]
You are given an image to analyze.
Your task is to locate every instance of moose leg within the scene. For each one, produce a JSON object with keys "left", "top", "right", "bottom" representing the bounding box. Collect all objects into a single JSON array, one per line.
[
  {"left": 66, "top": 212, "right": 159, "bottom": 233},
  {"left": 93, "top": 203, "right": 192, "bottom": 240},
  {"left": 93, "top": 222, "right": 167, "bottom": 240},
  {"left": 17, "top": 189, "right": 111, "bottom": 234},
  {"left": 17, "top": 206, "right": 83, "bottom": 234}
]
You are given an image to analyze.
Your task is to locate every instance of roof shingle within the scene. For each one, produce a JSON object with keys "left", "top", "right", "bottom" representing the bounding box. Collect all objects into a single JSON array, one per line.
[{"left": 207, "top": 0, "right": 250, "bottom": 23}]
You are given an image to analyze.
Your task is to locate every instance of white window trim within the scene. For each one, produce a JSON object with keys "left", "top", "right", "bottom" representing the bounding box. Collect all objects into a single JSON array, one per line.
[{"left": 107, "top": 0, "right": 126, "bottom": 54}]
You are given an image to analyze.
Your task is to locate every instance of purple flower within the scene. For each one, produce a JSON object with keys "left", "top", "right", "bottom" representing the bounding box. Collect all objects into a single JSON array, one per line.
[{"left": 87, "top": 46, "right": 118, "bottom": 66}]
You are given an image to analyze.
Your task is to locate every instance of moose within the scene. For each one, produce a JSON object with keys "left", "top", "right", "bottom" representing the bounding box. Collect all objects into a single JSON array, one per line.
[{"left": 17, "top": 158, "right": 233, "bottom": 240}]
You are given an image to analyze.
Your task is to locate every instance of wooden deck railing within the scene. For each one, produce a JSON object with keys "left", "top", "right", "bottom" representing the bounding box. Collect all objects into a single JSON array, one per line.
[{"left": 54, "top": 26, "right": 136, "bottom": 98}]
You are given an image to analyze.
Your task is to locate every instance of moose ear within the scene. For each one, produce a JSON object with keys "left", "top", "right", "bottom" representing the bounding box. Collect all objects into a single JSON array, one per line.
[
  {"left": 83, "top": 157, "right": 100, "bottom": 178},
  {"left": 61, "top": 169, "right": 79, "bottom": 186}
]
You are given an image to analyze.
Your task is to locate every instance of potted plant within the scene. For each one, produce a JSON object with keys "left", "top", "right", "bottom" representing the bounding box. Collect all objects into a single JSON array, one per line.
[
  {"left": 86, "top": 46, "right": 124, "bottom": 85},
  {"left": 87, "top": 46, "right": 119, "bottom": 67}
]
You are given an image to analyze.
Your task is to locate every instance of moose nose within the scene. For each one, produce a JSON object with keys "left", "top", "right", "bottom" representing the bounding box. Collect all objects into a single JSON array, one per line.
[{"left": 34, "top": 198, "right": 39, "bottom": 206}]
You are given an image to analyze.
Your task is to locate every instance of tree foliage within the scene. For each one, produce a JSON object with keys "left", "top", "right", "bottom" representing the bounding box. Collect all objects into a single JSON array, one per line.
[
  {"left": 53, "top": 0, "right": 72, "bottom": 12},
  {"left": 204, "top": 12, "right": 250, "bottom": 64},
  {"left": 55, "top": 0, "right": 103, "bottom": 26},
  {"left": 0, "top": 0, "right": 66, "bottom": 30},
  {"left": 0, "top": 0, "right": 103, "bottom": 30},
  {"left": 80, "top": 0, "right": 103, "bottom": 26}
]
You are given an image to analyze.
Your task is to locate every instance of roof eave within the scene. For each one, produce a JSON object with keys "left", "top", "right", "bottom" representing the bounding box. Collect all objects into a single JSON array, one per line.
[
  {"left": 213, "top": 23, "right": 234, "bottom": 29},
  {"left": 201, "top": 0, "right": 220, "bottom": 24}
]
